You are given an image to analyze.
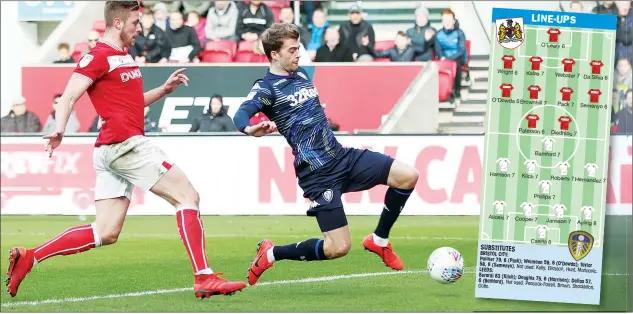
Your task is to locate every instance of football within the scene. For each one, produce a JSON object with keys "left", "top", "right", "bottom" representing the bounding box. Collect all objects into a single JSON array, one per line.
[{"left": 427, "top": 247, "right": 464, "bottom": 284}]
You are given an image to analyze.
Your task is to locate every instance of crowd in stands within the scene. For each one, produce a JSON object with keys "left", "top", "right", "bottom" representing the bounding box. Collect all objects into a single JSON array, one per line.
[{"left": 3, "top": 1, "right": 629, "bottom": 135}]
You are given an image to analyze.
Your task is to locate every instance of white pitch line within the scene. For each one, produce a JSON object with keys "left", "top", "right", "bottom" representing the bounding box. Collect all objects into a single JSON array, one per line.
[{"left": 2, "top": 269, "right": 629, "bottom": 308}]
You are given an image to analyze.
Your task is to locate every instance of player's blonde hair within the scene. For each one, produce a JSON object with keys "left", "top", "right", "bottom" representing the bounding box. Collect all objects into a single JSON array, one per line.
[
  {"left": 260, "top": 23, "right": 300, "bottom": 62},
  {"left": 104, "top": 1, "right": 140, "bottom": 27}
]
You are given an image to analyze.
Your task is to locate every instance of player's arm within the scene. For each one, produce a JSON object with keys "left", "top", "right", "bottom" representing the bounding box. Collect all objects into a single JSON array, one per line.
[
  {"left": 233, "top": 81, "right": 275, "bottom": 136},
  {"left": 143, "top": 68, "right": 189, "bottom": 106},
  {"left": 53, "top": 74, "right": 92, "bottom": 134}
]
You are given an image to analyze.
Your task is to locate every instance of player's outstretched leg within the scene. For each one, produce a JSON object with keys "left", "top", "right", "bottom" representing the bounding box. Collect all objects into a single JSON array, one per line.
[
  {"left": 150, "top": 165, "right": 246, "bottom": 299},
  {"left": 6, "top": 197, "right": 129, "bottom": 297},
  {"left": 248, "top": 209, "right": 350, "bottom": 286},
  {"left": 363, "top": 160, "right": 419, "bottom": 271}
]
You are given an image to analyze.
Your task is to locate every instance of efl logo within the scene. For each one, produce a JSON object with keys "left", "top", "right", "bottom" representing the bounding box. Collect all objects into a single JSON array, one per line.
[{"left": 120, "top": 69, "right": 142, "bottom": 82}]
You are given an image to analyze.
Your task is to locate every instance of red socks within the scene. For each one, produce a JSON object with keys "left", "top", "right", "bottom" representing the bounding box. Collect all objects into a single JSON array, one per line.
[
  {"left": 32, "top": 223, "right": 101, "bottom": 264},
  {"left": 176, "top": 206, "right": 211, "bottom": 275}
]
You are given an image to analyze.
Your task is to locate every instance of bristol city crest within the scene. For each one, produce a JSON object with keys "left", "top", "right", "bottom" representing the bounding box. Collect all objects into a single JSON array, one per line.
[{"left": 495, "top": 17, "right": 525, "bottom": 49}]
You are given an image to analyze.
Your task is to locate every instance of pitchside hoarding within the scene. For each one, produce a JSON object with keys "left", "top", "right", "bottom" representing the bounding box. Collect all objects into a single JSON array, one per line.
[{"left": 1, "top": 135, "right": 630, "bottom": 217}]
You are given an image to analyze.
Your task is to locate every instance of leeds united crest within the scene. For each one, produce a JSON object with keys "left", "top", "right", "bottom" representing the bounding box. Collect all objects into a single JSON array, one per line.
[{"left": 568, "top": 231, "right": 594, "bottom": 261}]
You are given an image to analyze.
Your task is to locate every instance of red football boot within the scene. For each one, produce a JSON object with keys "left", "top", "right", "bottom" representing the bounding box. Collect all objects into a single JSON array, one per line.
[
  {"left": 247, "top": 240, "right": 274, "bottom": 286},
  {"left": 362, "top": 234, "right": 404, "bottom": 271},
  {"left": 5, "top": 247, "right": 35, "bottom": 297},
  {"left": 193, "top": 273, "right": 247, "bottom": 299}
]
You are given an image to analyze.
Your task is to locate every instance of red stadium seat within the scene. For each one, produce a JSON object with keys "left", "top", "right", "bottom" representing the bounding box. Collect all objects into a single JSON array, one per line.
[
  {"left": 234, "top": 51, "right": 255, "bottom": 62},
  {"left": 611, "top": 124, "right": 617, "bottom": 134},
  {"left": 92, "top": 20, "right": 106, "bottom": 34},
  {"left": 437, "top": 70, "right": 454, "bottom": 102},
  {"left": 434, "top": 59, "right": 458, "bottom": 79},
  {"left": 373, "top": 58, "right": 391, "bottom": 62},
  {"left": 270, "top": 6, "right": 282, "bottom": 22},
  {"left": 72, "top": 42, "right": 90, "bottom": 62},
  {"left": 205, "top": 40, "right": 237, "bottom": 56},
  {"left": 201, "top": 50, "right": 233, "bottom": 63},
  {"left": 462, "top": 39, "right": 471, "bottom": 72},
  {"left": 251, "top": 54, "right": 268, "bottom": 63},
  {"left": 263, "top": 1, "right": 290, "bottom": 8},
  {"left": 237, "top": 40, "right": 256, "bottom": 52},
  {"left": 374, "top": 40, "right": 395, "bottom": 51}
]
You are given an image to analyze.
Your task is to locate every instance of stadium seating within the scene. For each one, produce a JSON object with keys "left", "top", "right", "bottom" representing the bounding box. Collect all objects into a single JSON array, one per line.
[
  {"left": 463, "top": 40, "right": 471, "bottom": 73},
  {"left": 373, "top": 58, "right": 391, "bottom": 62},
  {"left": 374, "top": 40, "right": 395, "bottom": 51},
  {"left": 205, "top": 40, "right": 238, "bottom": 57},
  {"left": 92, "top": 20, "right": 106, "bottom": 36},
  {"left": 72, "top": 42, "right": 90, "bottom": 62},
  {"left": 201, "top": 49, "right": 233, "bottom": 63}
]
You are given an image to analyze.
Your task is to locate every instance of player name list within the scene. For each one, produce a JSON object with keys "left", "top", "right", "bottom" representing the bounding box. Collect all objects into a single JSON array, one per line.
[{"left": 476, "top": 244, "right": 598, "bottom": 291}]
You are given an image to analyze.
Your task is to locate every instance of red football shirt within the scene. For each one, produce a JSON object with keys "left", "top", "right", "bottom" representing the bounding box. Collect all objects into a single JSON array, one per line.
[
  {"left": 588, "top": 89, "right": 602, "bottom": 103},
  {"left": 548, "top": 28, "right": 561, "bottom": 42},
  {"left": 560, "top": 87, "right": 574, "bottom": 101},
  {"left": 530, "top": 56, "right": 543, "bottom": 70},
  {"left": 590, "top": 60, "right": 604, "bottom": 74},
  {"left": 501, "top": 55, "right": 516, "bottom": 69},
  {"left": 526, "top": 114, "right": 540, "bottom": 128},
  {"left": 500, "top": 84, "right": 514, "bottom": 98},
  {"left": 73, "top": 39, "right": 145, "bottom": 147},
  {"left": 558, "top": 116, "right": 572, "bottom": 130},
  {"left": 528, "top": 85, "right": 542, "bottom": 99},
  {"left": 562, "top": 58, "right": 575, "bottom": 72}
]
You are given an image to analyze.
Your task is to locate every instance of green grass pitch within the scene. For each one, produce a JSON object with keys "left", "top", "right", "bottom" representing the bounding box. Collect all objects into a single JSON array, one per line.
[{"left": 1, "top": 215, "right": 630, "bottom": 312}]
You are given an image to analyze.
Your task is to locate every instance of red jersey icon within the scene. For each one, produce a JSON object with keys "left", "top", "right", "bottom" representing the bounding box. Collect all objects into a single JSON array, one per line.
[
  {"left": 590, "top": 60, "right": 604, "bottom": 75},
  {"left": 530, "top": 56, "right": 543, "bottom": 70},
  {"left": 526, "top": 114, "right": 540, "bottom": 129},
  {"left": 547, "top": 28, "right": 561, "bottom": 42},
  {"left": 562, "top": 58, "right": 575, "bottom": 72},
  {"left": 500, "top": 84, "right": 514, "bottom": 98},
  {"left": 560, "top": 87, "right": 574, "bottom": 101},
  {"left": 501, "top": 55, "right": 516, "bottom": 69},
  {"left": 558, "top": 116, "right": 572, "bottom": 130},
  {"left": 588, "top": 89, "right": 602, "bottom": 103},
  {"left": 528, "top": 85, "right": 542, "bottom": 99}
]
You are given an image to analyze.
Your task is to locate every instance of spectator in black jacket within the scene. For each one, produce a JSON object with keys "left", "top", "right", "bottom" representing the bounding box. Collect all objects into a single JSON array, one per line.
[
  {"left": 189, "top": 95, "right": 237, "bottom": 132},
  {"left": 338, "top": 4, "right": 375, "bottom": 61},
  {"left": 363, "top": 31, "right": 417, "bottom": 62},
  {"left": 314, "top": 26, "right": 354, "bottom": 62},
  {"left": 236, "top": 0, "right": 274, "bottom": 42},
  {"left": 165, "top": 11, "right": 202, "bottom": 63},
  {"left": 615, "top": 1, "right": 632, "bottom": 65},
  {"left": 130, "top": 11, "right": 171, "bottom": 63},
  {"left": 406, "top": 6, "right": 436, "bottom": 61},
  {"left": 615, "top": 89, "right": 632, "bottom": 134},
  {"left": 53, "top": 42, "right": 75, "bottom": 64},
  {"left": 592, "top": 1, "right": 619, "bottom": 15}
]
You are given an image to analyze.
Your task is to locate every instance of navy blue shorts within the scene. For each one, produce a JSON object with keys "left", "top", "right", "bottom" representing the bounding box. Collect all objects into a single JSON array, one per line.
[{"left": 297, "top": 148, "right": 395, "bottom": 232}]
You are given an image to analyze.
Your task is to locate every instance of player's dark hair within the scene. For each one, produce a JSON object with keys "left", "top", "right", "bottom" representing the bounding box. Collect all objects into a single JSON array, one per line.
[
  {"left": 261, "top": 23, "right": 300, "bottom": 61},
  {"left": 104, "top": 1, "right": 140, "bottom": 27}
]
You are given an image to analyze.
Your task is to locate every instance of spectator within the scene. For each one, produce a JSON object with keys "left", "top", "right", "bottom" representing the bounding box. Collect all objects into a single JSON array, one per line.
[
  {"left": 42, "top": 94, "right": 80, "bottom": 134},
  {"left": 611, "top": 88, "right": 622, "bottom": 127},
  {"left": 277, "top": 7, "right": 312, "bottom": 63},
  {"left": 86, "top": 30, "right": 100, "bottom": 55},
  {"left": 363, "top": 31, "right": 417, "bottom": 62},
  {"left": 189, "top": 95, "right": 237, "bottom": 132},
  {"left": 569, "top": 1, "right": 584, "bottom": 12},
  {"left": 152, "top": 2, "right": 171, "bottom": 31},
  {"left": 435, "top": 9, "right": 467, "bottom": 104},
  {"left": 615, "top": 57, "right": 633, "bottom": 92},
  {"left": 0, "top": 96, "right": 42, "bottom": 133},
  {"left": 142, "top": 1, "right": 180, "bottom": 13},
  {"left": 173, "top": 1, "right": 211, "bottom": 17},
  {"left": 165, "top": 11, "right": 202, "bottom": 63},
  {"left": 339, "top": 4, "right": 375, "bottom": 62},
  {"left": 615, "top": 1, "right": 632, "bottom": 65},
  {"left": 130, "top": 11, "right": 171, "bottom": 63},
  {"left": 236, "top": 0, "right": 274, "bottom": 41},
  {"left": 407, "top": 6, "right": 436, "bottom": 61},
  {"left": 205, "top": 0, "right": 239, "bottom": 42},
  {"left": 302, "top": 9, "right": 330, "bottom": 59},
  {"left": 53, "top": 42, "right": 75, "bottom": 64},
  {"left": 314, "top": 26, "right": 354, "bottom": 62},
  {"left": 615, "top": 89, "right": 632, "bottom": 134},
  {"left": 144, "top": 107, "right": 161, "bottom": 132},
  {"left": 592, "top": 1, "right": 619, "bottom": 15},
  {"left": 186, "top": 11, "right": 207, "bottom": 46}
]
